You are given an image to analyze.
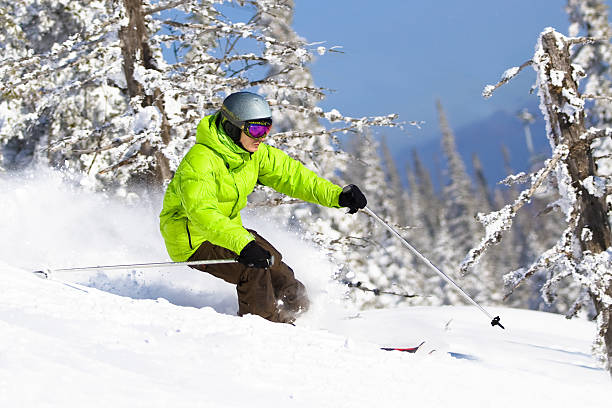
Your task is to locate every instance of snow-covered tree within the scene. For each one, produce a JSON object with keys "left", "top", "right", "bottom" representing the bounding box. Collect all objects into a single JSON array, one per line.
[
  {"left": 402, "top": 149, "right": 448, "bottom": 305},
  {"left": 566, "top": 0, "right": 612, "bottom": 224},
  {"left": 438, "top": 101, "right": 480, "bottom": 247},
  {"left": 567, "top": 0, "right": 612, "bottom": 129},
  {"left": 380, "top": 136, "right": 409, "bottom": 226},
  {"left": 0, "top": 1, "right": 120, "bottom": 174},
  {"left": 472, "top": 154, "right": 495, "bottom": 211},
  {"left": 409, "top": 149, "right": 441, "bottom": 241},
  {"left": 435, "top": 101, "right": 486, "bottom": 304},
  {"left": 322, "top": 132, "right": 408, "bottom": 308},
  {"left": 471, "top": 27, "right": 612, "bottom": 375},
  {"left": 0, "top": 0, "right": 398, "bottom": 192}
]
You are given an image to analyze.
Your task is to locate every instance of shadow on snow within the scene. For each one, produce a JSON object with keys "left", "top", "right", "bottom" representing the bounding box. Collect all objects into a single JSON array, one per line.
[{"left": 72, "top": 269, "right": 238, "bottom": 316}]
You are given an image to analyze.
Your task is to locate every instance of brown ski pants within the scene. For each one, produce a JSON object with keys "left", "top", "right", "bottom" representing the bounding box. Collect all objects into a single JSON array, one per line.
[{"left": 188, "top": 229, "right": 309, "bottom": 323}]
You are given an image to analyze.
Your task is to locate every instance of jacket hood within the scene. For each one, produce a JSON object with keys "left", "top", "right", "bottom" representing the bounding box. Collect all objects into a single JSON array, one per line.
[{"left": 196, "top": 113, "right": 252, "bottom": 171}]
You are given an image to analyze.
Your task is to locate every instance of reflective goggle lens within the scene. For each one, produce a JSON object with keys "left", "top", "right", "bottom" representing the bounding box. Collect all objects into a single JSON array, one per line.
[{"left": 245, "top": 122, "right": 272, "bottom": 139}]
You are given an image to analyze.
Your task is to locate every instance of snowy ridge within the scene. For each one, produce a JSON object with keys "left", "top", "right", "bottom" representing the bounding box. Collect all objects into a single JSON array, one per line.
[{"left": 0, "top": 170, "right": 609, "bottom": 406}]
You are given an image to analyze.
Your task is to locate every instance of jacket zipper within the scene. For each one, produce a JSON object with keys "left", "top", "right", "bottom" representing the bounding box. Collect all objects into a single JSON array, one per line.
[
  {"left": 228, "top": 167, "right": 240, "bottom": 218},
  {"left": 186, "top": 219, "right": 193, "bottom": 250}
]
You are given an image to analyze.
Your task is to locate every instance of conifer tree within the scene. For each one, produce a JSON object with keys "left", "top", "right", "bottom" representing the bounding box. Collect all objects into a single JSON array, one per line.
[
  {"left": 335, "top": 132, "right": 402, "bottom": 308},
  {"left": 403, "top": 149, "right": 448, "bottom": 305},
  {"left": 380, "top": 136, "right": 409, "bottom": 226},
  {"left": 435, "top": 101, "right": 483, "bottom": 304},
  {"left": 411, "top": 149, "right": 440, "bottom": 240},
  {"left": 437, "top": 101, "right": 480, "bottom": 252},
  {"left": 472, "top": 154, "right": 494, "bottom": 211}
]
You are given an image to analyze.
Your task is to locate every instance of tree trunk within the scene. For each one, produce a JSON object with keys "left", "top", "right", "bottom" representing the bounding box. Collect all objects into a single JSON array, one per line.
[
  {"left": 119, "top": 0, "right": 172, "bottom": 186},
  {"left": 539, "top": 30, "right": 612, "bottom": 375}
]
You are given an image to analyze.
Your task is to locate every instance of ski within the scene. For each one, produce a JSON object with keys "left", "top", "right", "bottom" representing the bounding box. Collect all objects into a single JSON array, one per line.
[{"left": 381, "top": 341, "right": 425, "bottom": 353}]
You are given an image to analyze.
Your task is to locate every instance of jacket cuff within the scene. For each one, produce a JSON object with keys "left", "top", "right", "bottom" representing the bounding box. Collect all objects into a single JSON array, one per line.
[{"left": 235, "top": 233, "right": 256, "bottom": 255}]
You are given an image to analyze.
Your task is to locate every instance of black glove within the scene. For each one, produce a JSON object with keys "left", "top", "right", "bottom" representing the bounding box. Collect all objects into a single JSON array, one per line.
[
  {"left": 237, "top": 241, "right": 272, "bottom": 268},
  {"left": 338, "top": 184, "right": 367, "bottom": 214}
]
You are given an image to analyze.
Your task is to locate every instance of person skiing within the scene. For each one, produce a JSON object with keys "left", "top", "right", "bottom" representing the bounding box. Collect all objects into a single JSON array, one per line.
[{"left": 159, "top": 91, "right": 367, "bottom": 323}]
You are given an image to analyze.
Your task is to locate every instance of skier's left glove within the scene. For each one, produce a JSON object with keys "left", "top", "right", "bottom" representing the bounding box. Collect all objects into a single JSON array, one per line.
[{"left": 338, "top": 184, "right": 367, "bottom": 214}]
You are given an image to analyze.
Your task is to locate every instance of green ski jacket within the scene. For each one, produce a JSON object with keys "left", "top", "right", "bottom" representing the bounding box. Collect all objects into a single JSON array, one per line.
[{"left": 159, "top": 113, "right": 343, "bottom": 261}]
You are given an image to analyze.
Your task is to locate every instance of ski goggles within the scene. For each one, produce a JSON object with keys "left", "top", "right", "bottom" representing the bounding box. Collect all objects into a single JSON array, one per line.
[{"left": 243, "top": 120, "right": 272, "bottom": 139}]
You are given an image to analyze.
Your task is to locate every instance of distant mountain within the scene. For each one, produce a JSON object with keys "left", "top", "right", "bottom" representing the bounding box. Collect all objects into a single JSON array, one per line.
[{"left": 398, "top": 104, "right": 550, "bottom": 190}]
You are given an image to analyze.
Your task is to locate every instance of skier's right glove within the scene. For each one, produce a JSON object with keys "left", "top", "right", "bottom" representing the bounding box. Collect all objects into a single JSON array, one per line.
[
  {"left": 237, "top": 241, "right": 272, "bottom": 268},
  {"left": 338, "top": 184, "right": 367, "bottom": 214}
]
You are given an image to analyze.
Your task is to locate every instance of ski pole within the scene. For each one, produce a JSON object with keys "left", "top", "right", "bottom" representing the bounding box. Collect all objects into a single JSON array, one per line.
[
  {"left": 362, "top": 206, "right": 504, "bottom": 329},
  {"left": 32, "top": 257, "right": 268, "bottom": 280}
]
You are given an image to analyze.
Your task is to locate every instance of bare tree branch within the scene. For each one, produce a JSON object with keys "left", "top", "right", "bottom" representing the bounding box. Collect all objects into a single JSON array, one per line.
[
  {"left": 342, "top": 280, "right": 420, "bottom": 298},
  {"left": 143, "top": 0, "right": 191, "bottom": 15},
  {"left": 594, "top": 153, "right": 612, "bottom": 161},
  {"left": 482, "top": 59, "right": 533, "bottom": 99},
  {"left": 566, "top": 35, "right": 611, "bottom": 45},
  {"left": 582, "top": 127, "right": 612, "bottom": 142},
  {"left": 582, "top": 93, "right": 612, "bottom": 101},
  {"left": 72, "top": 136, "right": 135, "bottom": 155},
  {"left": 97, "top": 156, "right": 139, "bottom": 175}
]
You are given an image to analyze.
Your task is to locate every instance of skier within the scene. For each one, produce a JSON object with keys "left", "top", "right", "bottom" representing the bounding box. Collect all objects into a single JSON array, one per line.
[{"left": 159, "top": 91, "right": 367, "bottom": 323}]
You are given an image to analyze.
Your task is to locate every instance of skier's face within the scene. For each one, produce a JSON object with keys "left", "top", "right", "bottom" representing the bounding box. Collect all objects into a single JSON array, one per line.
[{"left": 240, "top": 131, "right": 262, "bottom": 152}]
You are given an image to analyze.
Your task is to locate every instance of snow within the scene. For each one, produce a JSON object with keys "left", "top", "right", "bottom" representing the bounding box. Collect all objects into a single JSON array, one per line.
[
  {"left": 561, "top": 88, "right": 585, "bottom": 123},
  {"left": 132, "top": 106, "right": 162, "bottom": 134},
  {"left": 324, "top": 108, "right": 342, "bottom": 122},
  {"left": 550, "top": 69, "right": 565, "bottom": 87},
  {"left": 163, "top": 92, "right": 182, "bottom": 119},
  {"left": 481, "top": 84, "right": 495, "bottom": 99},
  {"left": 0, "top": 169, "right": 609, "bottom": 406},
  {"left": 581, "top": 227, "right": 594, "bottom": 242},
  {"left": 499, "top": 171, "right": 528, "bottom": 186},
  {"left": 571, "top": 63, "right": 585, "bottom": 82},
  {"left": 501, "top": 66, "right": 519, "bottom": 80},
  {"left": 582, "top": 175, "right": 607, "bottom": 197}
]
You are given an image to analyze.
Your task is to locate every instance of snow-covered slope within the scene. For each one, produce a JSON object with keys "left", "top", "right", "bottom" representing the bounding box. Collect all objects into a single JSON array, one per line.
[
  {"left": 0, "top": 170, "right": 609, "bottom": 407},
  {"left": 1, "top": 264, "right": 608, "bottom": 407}
]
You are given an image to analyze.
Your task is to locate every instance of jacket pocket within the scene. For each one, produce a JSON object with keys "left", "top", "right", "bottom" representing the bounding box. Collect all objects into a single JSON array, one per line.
[{"left": 186, "top": 219, "right": 193, "bottom": 250}]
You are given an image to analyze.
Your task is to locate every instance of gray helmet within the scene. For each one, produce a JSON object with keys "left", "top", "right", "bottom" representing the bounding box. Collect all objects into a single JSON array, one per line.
[{"left": 220, "top": 91, "right": 272, "bottom": 128}]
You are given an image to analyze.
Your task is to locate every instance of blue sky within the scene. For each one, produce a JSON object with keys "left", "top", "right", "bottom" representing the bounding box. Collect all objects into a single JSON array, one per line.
[{"left": 292, "top": 0, "right": 583, "bottom": 147}]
